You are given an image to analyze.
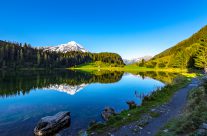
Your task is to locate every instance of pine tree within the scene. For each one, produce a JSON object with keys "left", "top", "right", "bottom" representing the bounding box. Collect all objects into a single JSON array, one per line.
[
  {"left": 139, "top": 59, "right": 145, "bottom": 67},
  {"left": 194, "top": 44, "right": 207, "bottom": 73},
  {"left": 0, "top": 47, "right": 4, "bottom": 64},
  {"left": 37, "top": 51, "right": 41, "bottom": 65},
  {"left": 173, "top": 50, "right": 188, "bottom": 69},
  {"left": 20, "top": 49, "right": 23, "bottom": 63}
]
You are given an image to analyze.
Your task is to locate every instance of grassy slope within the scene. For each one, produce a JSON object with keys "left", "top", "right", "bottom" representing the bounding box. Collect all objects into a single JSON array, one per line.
[
  {"left": 154, "top": 25, "right": 207, "bottom": 59},
  {"left": 87, "top": 75, "right": 194, "bottom": 135},
  {"left": 144, "top": 25, "right": 207, "bottom": 68}
]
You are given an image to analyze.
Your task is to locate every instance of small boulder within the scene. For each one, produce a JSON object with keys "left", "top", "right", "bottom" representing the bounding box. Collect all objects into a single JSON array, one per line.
[
  {"left": 200, "top": 123, "right": 207, "bottom": 130},
  {"left": 101, "top": 107, "right": 116, "bottom": 121},
  {"left": 197, "top": 129, "right": 206, "bottom": 135},
  {"left": 126, "top": 101, "right": 137, "bottom": 109},
  {"left": 150, "top": 108, "right": 156, "bottom": 112},
  {"left": 89, "top": 120, "right": 97, "bottom": 127},
  {"left": 34, "top": 111, "right": 70, "bottom": 136},
  {"left": 163, "top": 129, "right": 169, "bottom": 133}
]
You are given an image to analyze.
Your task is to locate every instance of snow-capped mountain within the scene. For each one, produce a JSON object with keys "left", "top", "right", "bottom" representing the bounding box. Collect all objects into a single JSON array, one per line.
[
  {"left": 44, "top": 41, "right": 88, "bottom": 53},
  {"left": 123, "top": 56, "right": 152, "bottom": 65},
  {"left": 44, "top": 83, "right": 88, "bottom": 95}
]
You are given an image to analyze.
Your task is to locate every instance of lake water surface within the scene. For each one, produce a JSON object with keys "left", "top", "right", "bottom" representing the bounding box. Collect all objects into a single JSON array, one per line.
[{"left": 0, "top": 70, "right": 176, "bottom": 136}]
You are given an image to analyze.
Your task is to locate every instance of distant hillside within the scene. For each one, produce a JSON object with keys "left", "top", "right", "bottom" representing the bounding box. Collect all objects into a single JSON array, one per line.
[
  {"left": 143, "top": 25, "right": 207, "bottom": 69},
  {"left": 0, "top": 41, "right": 124, "bottom": 69},
  {"left": 123, "top": 56, "right": 152, "bottom": 65}
]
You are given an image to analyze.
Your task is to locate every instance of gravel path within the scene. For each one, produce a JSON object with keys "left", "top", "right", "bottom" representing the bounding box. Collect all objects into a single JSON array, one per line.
[{"left": 109, "top": 78, "right": 200, "bottom": 136}]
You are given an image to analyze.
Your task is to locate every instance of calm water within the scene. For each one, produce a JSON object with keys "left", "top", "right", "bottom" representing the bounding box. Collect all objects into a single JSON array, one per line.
[{"left": 0, "top": 70, "right": 176, "bottom": 136}]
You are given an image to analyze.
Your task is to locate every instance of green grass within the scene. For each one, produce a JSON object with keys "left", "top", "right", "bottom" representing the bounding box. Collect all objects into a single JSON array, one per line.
[
  {"left": 70, "top": 61, "right": 188, "bottom": 73},
  {"left": 157, "top": 78, "right": 207, "bottom": 136},
  {"left": 124, "top": 64, "right": 188, "bottom": 72},
  {"left": 69, "top": 61, "right": 124, "bottom": 71},
  {"left": 87, "top": 75, "right": 192, "bottom": 135}
]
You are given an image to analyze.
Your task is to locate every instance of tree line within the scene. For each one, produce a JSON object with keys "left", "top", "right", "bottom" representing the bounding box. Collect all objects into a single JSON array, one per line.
[{"left": 0, "top": 40, "right": 124, "bottom": 69}]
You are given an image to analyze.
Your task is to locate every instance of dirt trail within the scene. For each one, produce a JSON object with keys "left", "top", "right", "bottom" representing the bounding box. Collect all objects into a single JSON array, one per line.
[{"left": 110, "top": 78, "right": 200, "bottom": 136}]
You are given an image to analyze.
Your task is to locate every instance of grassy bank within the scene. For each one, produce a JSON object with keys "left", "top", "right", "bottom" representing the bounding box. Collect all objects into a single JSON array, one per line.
[
  {"left": 70, "top": 61, "right": 188, "bottom": 73},
  {"left": 87, "top": 75, "right": 194, "bottom": 135},
  {"left": 69, "top": 61, "right": 124, "bottom": 71},
  {"left": 124, "top": 64, "right": 188, "bottom": 73},
  {"left": 157, "top": 77, "right": 207, "bottom": 136}
]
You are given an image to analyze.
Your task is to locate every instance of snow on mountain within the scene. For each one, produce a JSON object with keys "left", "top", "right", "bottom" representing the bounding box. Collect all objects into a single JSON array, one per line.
[
  {"left": 44, "top": 41, "right": 88, "bottom": 53},
  {"left": 44, "top": 83, "right": 88, "bottom": 95},
  {"left": 123, "top": 56, "right": 152, "bottom": 65}
]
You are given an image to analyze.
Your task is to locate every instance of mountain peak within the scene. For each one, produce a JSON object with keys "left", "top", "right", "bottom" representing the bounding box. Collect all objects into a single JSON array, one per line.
[
  {"left": 44, "top": 41, "right": 88, "bottom": 53},
  {"left": 67, "top": 41, "right": 78, "bottom": 45}
]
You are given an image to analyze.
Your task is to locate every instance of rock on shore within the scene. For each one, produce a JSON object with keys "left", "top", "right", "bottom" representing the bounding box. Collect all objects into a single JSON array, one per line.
[
  {"left": 101, "top": 107, "right": 116, "bottom": 121},
  {"left": 34, "top": 111, "right": 70, "bottom": 136}
]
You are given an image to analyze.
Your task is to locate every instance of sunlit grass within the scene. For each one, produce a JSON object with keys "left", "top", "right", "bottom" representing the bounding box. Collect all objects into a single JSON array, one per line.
[
  {"left": 181, "top": 73, "right": 197, "bottom": 78},
  {"left": 70, "top": 61, "right": 188, "bottom": 73}
]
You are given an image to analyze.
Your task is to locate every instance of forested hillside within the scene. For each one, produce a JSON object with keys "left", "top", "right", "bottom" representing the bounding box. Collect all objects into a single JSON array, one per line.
[
  {"left": 140, "top": 25, "right": 207, "bottom": 71},
  {"left": 0, "top": 41, "right": 124, "bottom": 69}
]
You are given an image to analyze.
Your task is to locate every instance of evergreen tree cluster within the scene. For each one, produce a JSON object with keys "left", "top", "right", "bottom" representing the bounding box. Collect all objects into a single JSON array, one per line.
[{"left": 0, "top": 40, "right": 124, "bottom": 69}]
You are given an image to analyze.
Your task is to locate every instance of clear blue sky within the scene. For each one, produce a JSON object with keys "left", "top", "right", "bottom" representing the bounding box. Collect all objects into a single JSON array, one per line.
[{"left": 0, "top": 0, "right": 207, "bottom": 59}]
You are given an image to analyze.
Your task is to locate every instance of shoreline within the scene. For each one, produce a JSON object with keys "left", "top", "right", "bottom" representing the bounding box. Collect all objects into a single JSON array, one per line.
[
  {"left": 0, "top": 66, "right": 189, "bottom": 73},
  {"left": 69, "top": 67, "right": 188, "bottom": 73},
  {"left": 86, "top": 74, "right": 197, "bottom": 135}
]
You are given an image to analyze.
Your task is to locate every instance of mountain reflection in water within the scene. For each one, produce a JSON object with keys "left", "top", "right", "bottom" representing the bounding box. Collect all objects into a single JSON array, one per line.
[
  {"left": 0, "top": 70, "right": 178, "bottom": 136},
  {"left": 0, "top": 70, "right": 124, "bottom": 97}
]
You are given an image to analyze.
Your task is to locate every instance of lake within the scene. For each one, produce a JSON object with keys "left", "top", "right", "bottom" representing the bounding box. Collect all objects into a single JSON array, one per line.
[{"left": 0, "top": 70, "right": 177, "bottom": 136}]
